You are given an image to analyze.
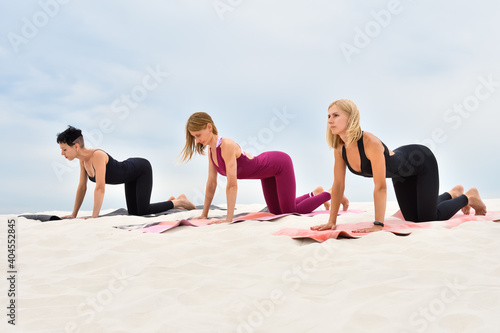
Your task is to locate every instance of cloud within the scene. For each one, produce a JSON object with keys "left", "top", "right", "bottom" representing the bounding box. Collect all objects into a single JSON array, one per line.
[{"left": 0, "top": 0, "right": 499, "bottom": 214}]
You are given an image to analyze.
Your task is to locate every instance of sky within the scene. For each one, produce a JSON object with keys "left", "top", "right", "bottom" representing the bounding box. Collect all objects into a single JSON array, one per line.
[{"left": 1, "top": 0, "right": 499, "bottom": 215}]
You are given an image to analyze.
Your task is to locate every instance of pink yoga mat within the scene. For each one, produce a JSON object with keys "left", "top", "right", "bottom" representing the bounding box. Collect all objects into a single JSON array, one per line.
[
  {"left": 116, "top": 209, "right": 366, "bottom": 234},
  {"left": 274, "top": 211, "right": 500, "bottom": 242},
  {"left": 139, "top": 219, "right": 211, "bottom": 233}
]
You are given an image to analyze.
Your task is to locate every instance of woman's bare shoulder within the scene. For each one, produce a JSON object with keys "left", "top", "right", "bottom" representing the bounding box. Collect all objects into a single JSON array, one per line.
[
  {"left": 363, "top": 132, "right": 385, "bottom": 152},
  {"left": 220, "top": 138, "right": 238, "bottom": 150}
]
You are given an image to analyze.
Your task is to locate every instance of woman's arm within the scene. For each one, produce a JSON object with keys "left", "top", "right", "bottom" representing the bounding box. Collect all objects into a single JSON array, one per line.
[
  {"left": 354, "top": 133, "right": 387, "bottom": 233},
  {"left": 220, "top": 140, "right": 238, "bottom": 222},
  {"left": 312, "top": 148, "right": 347, "bottom": 230},
  {"left": 63, "top": 161, "right": 88, "bottom": 218},
  {"left": 199, "top": 152, "right": 218, "bottom": 219},
  {"left": 91, "top": 151, "right": 107, "bottom": 218}
]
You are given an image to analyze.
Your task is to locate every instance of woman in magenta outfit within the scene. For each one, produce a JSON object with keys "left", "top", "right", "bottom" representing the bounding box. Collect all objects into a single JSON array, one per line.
[{"left": 180, "top": 112, "right": 335, "bottom": 223}]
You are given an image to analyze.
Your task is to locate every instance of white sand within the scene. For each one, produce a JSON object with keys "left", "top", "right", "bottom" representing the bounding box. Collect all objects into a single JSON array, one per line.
[{"left": 2, "top": 199, "right": 500, "bottom": 333}]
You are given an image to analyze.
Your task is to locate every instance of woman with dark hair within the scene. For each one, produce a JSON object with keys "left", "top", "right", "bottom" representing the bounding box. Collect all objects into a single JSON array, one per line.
[{"left": 57, "top": 126, "right": 195, "bottom": 218}]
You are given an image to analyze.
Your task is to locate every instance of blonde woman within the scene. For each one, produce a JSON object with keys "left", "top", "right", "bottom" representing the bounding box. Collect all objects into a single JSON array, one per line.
[
  {"left": 313, "top": 99, "right": 487, "bottom": 233},
  {"left": 180, "top": 112, "right": 332, "bottom": 223}
]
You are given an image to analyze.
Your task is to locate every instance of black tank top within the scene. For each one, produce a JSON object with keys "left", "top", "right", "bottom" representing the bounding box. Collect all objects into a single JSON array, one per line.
[
  {"left": 87, "top": 150, "right": 139, "bottom": 184},
  {"left": 342, "top": 133, "right": 402, "bottom": 178}
]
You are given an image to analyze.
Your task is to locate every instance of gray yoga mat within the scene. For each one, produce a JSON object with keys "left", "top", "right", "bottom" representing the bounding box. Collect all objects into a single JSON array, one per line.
[{"left": 19, "top": 205, "right": 224, "bottom": 222}]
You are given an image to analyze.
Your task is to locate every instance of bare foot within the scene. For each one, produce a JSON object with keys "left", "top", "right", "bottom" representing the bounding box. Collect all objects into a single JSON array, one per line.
[
  {"left": 448, "top": 185, "right": 469, "bottom": 214},
  {"left": 168, "top": 196, "right": 175, "bottom": 201},
  {"left": 464, "top": 187, "right": 487, "bottom": 215},
  {"left": 313, "top": 186, "right": 331, "bottom": 210},
  {"left": 448, "top": 185, "right": 464, "bottom": 199},
  {"left": 172, "top": 194, "right": 197, "bottom": 210},
  {"left": 312, "top": 186, "right": 325, "bottom": 196}
]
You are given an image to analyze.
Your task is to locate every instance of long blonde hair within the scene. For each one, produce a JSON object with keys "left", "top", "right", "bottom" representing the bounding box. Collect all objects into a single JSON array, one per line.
[
  {"left": 179, "top": 112, "right": 218, "bottom": 163},
  {"left": 326, "top": 99, "right": 362, "bottom": 149}
]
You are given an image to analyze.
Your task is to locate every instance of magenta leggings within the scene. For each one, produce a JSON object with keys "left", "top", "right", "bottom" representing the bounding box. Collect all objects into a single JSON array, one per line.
[
  {"left": 258, "top": 152, "right": 330, "bottom": 214},
  {"left": 211, "top": 144, "right": 330, "bottom": 215}
]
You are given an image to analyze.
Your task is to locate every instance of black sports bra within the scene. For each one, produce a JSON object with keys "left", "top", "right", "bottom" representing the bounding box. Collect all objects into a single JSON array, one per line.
[{"left": 342, "top": 133, "right": 400, "bottom": 178}]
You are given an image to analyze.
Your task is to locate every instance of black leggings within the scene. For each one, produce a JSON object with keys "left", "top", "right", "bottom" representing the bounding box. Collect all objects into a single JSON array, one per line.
[
  {"left": 392, "top": 145, "right": 468, "bottom": 222},
  {"left": 124, "top": 158, "right": 173, "bottom": 216}
]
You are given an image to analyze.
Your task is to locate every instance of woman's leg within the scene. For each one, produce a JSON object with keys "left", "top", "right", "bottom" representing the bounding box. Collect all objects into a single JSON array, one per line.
[
  {"left": 129, "top": 158, "right": 173, "bottom": 216},
  {"left": 441, "top": 185, "right": 487, "bottom": 216},
  {"left": 295, "top": 186, "right": 330, "bottom": 205},
  {"left": 124, "top": 180, "right": 139, "bottom": 215},
  {"left": 391, "top": 145, "right": 443, "bottom": 221},
  {"left": 295, "top": 193, "right": 311, "bottom": 205},
  {"left": 436, "top": 194, "right": 468, "bottom": 220},
  {"left": 259, "top": 152, "right": 297, "bottom": 214},
  {"left": 392, "top": 176, "right": 420, "bottom": 221},
  {"left": 259, "top": 151, "right": 330, "bottom": 214},
  {"left": 272, "top": 152, "right": 331, "bottom": 214},
  {"left": 432, "top": 185, "right": 467, "bottom": 219},
  {"left": 437, "top": 192, "right": 452, "bottom": 204},
  {"left": 403, "top": 146, "right": 468, "bottom": 221},
  {"left": 261, "top": 177, "right": 282, "bottom": 215},
  {"left": 394, "top": 175, "right": 470, "bottom": 222},
  {"left": 416, "top": 152, "right": 472, "bottom": 221},
  {"left": 414, "top": 152, "right": 440, "bottom": 221},
  {"left": 296, "top": 192, "right": 331, "bottom": 214}
]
